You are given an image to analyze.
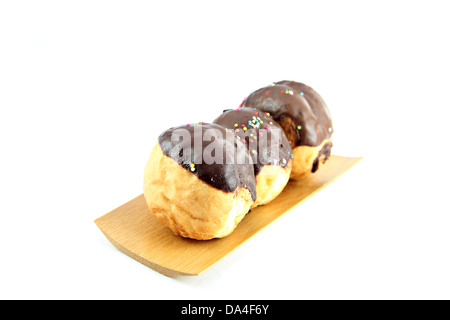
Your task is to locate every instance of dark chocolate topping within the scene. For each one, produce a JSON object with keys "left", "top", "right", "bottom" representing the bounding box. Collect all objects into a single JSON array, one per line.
[
  {"left": 242, "top": 80, "right": 333, "bottom": 148},
  {"left": 158, "top": 123, "right": 257, "bottom": 201},
  {"left": 311, "top": 142, "right": 333, "bottom": 173},
  {"left": 213, "top": 107, "right": 293, "bottom": 175}
]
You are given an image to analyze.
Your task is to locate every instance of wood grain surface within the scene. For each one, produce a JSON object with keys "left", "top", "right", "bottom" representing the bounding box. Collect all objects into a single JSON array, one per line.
[{"left": 95, "top": 155, "right": 362, "bottom": 277}]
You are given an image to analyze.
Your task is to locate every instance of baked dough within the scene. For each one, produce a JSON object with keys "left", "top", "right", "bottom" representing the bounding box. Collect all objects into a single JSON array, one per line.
[
  {"left": 144, "top": 144, "right": 254, "bottom": 240},
  {"left": 253, "top": 162, "right": 292, "bottom": 207},
  {"left": 290, "top": 137, "right": 332, "bottom": 179}
]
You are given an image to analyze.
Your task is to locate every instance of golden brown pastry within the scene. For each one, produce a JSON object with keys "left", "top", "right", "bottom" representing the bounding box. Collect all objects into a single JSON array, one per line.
[
  {"left": 241, "top": 80, "right": 333, "bottom": 179},
  {"left": 143, "top": 123, "right": 256, "bottom": 240},
  {"left": 213, "top": 107, "right": 293, "bottom": 208}
]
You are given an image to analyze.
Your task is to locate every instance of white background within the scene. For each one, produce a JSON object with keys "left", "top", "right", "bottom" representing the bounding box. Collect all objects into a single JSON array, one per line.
[{"left": 1, "top": 0, "right": 449, "bottom": 299}]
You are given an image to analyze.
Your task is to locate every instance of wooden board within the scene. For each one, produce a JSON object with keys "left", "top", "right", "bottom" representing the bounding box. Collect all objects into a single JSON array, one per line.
[{"left": 95, "top": 155, "right": 362, "bottom": 277}]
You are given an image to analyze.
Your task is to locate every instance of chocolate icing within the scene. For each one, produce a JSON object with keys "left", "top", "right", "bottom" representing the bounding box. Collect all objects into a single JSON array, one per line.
[
  {"left": 242, "top": 80, "right": 333, "bottom": 148},
  {"left": 213, "top": 107, "right": 293, "bottom": 176},
  {"left": 158, "top": 123, "right": 257, "bottom": 201},
  {"left": 312, "top": 142, "right": 333, "bottom": 173}
]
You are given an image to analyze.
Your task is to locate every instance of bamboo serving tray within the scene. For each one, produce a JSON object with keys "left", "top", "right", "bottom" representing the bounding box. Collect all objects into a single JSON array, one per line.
[{"left": 95, "top": 155, "right": 362, "bottom": 277}]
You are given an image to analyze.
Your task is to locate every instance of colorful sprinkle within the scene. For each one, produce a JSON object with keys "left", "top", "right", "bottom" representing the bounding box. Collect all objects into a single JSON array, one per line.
[
  {"left": 266, "top": 112, "right": 270, "bottom": 116},
  {"left": 252, "top": 150, "right": 256, "bottom": 154},
  {"left": 297, "top": 125, "right": 302, "bottom": 130},
  {"left": 234, "top": 123, "right": 238, "bottom": 127},
  {"left": 266, "top": 91, "right": 270, "bottom": 94},
  {"left": 248, "top": 116, "right": 261, "bottom": 129},
  {"left": 300, "top": 92, "right": 304, "bottom": 96}
]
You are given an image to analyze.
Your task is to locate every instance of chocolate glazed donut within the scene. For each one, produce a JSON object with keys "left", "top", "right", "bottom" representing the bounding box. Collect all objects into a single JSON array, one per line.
[
  {"left": 242, "top": 80, "right": 333, "bottom": 179},
  {"left": 144, "top": 123, "right": 257, "bottom": 240},
  {"left": 213, "top": 108, "right": 293, "bottom": 207}
]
